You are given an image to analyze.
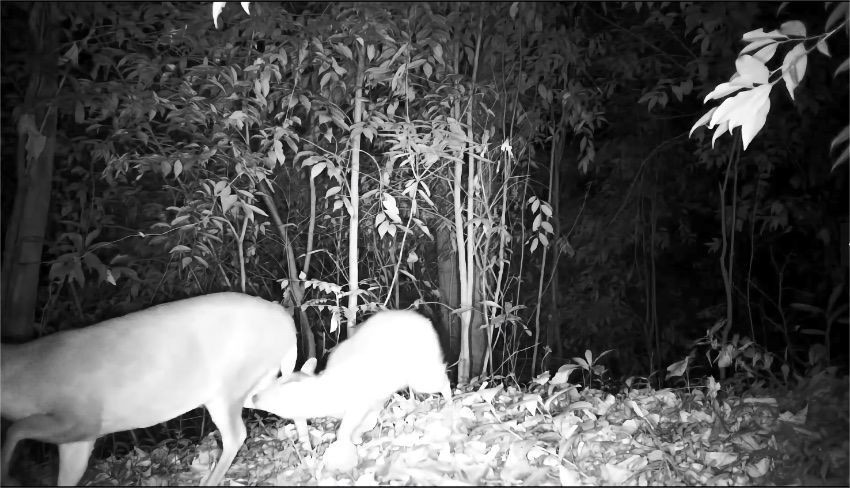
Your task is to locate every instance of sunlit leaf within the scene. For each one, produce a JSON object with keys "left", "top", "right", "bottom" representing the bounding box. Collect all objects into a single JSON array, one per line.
[
  {"left": 711, "top": 120, "right": 729, "bottom": 147},
  {"left": 826, "top": 1, "right": 849, "bottom": 31},
  {"left": 382, "top": 194, "right": 402, "bottom": 223},
  {"left": 690, "top": 107, "right": 717, "bottom": 137},
  {"left": 742, "top": 28, "right": 787, "bottom": 41},
  {"left": 212, "top": 2, "right": 225, "bottom": 29},
  {"left": 664, "top": 356, "right": 687, "bottom": 379},
  {"left": 815, "top": 39, "right": 830, "bottom": 57},
  {"left": 782, "top": 43, "right": 807, "bottom": 100},
  {"left": 740, "top": 38, "right": 775, "bottom": 55},
  {"left": 704, "top": 81, "right": 750, "bottom": 102},
  {"left": 752, "top": 43, "right": 777, "bottom": 64},
  {"left": 310, "top": 162, "right": 326, "bottom": 179},
  {"left": 220, "top": 194, "right": 237, "bottom": 214},
  {"left": 245, "top": 203, "right": 268, "bottom": 217},
  {"left": 779, "top": 20, "right": 806, "bottom": 37},
  {"left": 740, "top": 86, "right": 771, "bottom": 149},
  {"left": 735, "top": 55, "right": 769, "bottom": 85}
]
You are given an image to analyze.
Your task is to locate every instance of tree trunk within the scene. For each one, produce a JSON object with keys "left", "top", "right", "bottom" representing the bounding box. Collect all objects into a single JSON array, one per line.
[
  {"left": 436, "top": 216, "right": 460, "bottom": 370},
  {"left": 345, "top": 44, "right": 366, "bottom": 333},
  {"left": 1, "top": 3, "right": 58, "bottom": 341},
  {"left": 469, "top": 273, "right": 487, "bottom": 378}
]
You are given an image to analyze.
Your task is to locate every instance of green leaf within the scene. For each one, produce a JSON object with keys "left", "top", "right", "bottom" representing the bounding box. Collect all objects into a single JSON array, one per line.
[
  {"left": 735, "top": 55, "right": 769, "bottom": 85},
  {"left": 666, "top": 357, "right": 689, "bottom": 378},
  {"left": 707, "top": 85, "right": 771, "bottom": 149},
  {"left": 752, "top": 43, "right": 777, "bottom": 64},
  {"left": 333, "top": 43, "right": 353, "bottom": 61},
  {"left": 220, "top": 194, "right": 238, "bottom": 214},
  {"left": 781, "top": 43, "right": 807, "bottom": 100},
  {"left": 815, "top": 39, "right": 830, "bottom": 57},
  {"left": 826, "top": 2, "right": 849, "bottom": 31},
  {"left": 245, "top": 203, "right": 268, "bottom": 217},
  {"left": 690, "top": 107, "right": 717, "bottom": 137},
  {"left": 310, "top": 162, "right": 327, "bottom": 179},
  {"left": 382, "top": 194, "right": 401, "bottom": 223},
  {"left": 779, "top": 20, "right": 806, "bottom": 37},
  {"left": 171, "top": 214, "right": 191, "bottom": 226},
  {"left": 273, "top": 140, "right": 285, "bottom": 166},
  {"left": 742, "top": 28, "right": 787, "bottom": 41},
  {"left": 740, "top": 38, "right": 776, "bottom": 56},
  {"left": 212, "top": 2, "right": 225, "bottom": 29}
]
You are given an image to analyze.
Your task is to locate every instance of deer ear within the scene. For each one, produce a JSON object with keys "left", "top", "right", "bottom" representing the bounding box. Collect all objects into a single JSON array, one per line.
[{"left": 301, "top": 357, "right": 318, "bottom": 375}]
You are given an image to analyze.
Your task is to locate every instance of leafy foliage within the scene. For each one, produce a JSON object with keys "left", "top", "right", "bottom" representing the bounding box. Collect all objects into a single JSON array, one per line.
[
  {"left": 2, "top": 0, "right": 846, "bottom": 385},
  {"left": 2, "top": 2, "right": 847, "bottom": 485}
]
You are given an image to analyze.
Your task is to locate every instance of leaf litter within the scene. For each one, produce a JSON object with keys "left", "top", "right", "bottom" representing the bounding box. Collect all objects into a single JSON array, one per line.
[{"left": 87, "top": 368, "right": 848, "bottom": 486}]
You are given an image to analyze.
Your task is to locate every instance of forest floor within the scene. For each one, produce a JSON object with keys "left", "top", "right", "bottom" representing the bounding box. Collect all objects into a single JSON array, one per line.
[{"left": 10, "top": 369, "right": 849, "bottom": 486}]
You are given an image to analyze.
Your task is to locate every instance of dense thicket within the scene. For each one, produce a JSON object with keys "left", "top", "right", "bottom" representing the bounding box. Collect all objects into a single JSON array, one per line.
[{"left": 2, "top": 1, "right": 846, "bottom": 385}]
